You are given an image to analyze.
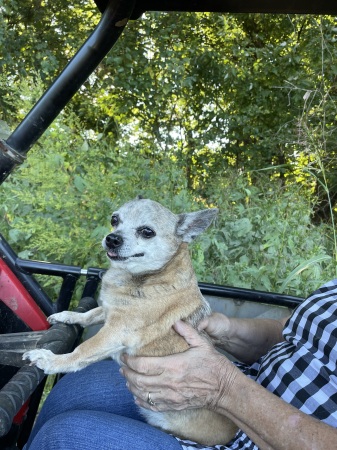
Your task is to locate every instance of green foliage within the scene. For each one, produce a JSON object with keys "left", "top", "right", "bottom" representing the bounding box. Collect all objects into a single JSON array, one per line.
[
  {"left": 192, "top": 174, "right": 335, "bottom": 297},
  {"left": 3, "top": 8, "right": 337, "bottom": 201},
  {"left": 1, "top": 109, "right": 335, "bottom": 298},
  {"left": 0, "top": 0, "right": 97, "bottom": 79},
  {"left": 0, "top": 111, "right": 195, "bottom": 269},
  {"left": 83, "top": 13, "right": 337, "bottom": 196},
  {"left": 0, "top": 1, "right": 99, "bottom": 122},
  {"left": 1, "top": 8, "right": 337, "bottom": 299}
]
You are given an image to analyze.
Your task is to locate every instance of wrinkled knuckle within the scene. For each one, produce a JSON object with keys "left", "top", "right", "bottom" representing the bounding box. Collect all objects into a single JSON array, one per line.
[
  {"left": 131, "top": 358, "right": 148, "bottom": 375},
  {"left": 139, "top": 362, "right": 149, "bottom": 375},
  {"left": 134, "top": 375, "right": 145, "bottom": 390}
]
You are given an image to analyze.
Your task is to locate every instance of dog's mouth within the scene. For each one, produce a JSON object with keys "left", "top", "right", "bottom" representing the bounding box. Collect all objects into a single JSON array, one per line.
[{"left": 107, "top": 251, "right": 145, "bottom": 261}]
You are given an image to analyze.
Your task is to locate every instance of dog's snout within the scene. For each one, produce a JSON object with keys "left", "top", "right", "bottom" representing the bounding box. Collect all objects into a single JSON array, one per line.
[{"left": 105, "top": 233, "right": 123, "bottom": 249}]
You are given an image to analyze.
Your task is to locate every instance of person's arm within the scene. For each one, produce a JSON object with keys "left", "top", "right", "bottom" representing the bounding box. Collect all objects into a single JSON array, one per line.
[
  {"left": 215, "top": 364, "right": 337, "bottom": 450},
  {"left": 199, "top": 312, "right": 288, "bottom": 364},
  {"left": 121, "top": 321, "right": 337, "bottom": 450}
]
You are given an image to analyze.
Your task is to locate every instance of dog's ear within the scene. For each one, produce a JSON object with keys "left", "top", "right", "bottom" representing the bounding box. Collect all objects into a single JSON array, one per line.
[{"left": 176, "top": 208, "right": 218, "bottom": 242}]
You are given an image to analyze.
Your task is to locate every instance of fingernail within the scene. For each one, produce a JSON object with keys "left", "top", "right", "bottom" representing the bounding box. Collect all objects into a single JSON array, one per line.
[{"left": 119, "top": 367, "right": 124, "bottom": 376}]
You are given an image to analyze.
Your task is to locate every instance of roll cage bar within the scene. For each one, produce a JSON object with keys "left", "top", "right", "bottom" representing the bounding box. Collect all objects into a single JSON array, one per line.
[{"left": 98, "top": 0, "right": 337, "bottom": 17}]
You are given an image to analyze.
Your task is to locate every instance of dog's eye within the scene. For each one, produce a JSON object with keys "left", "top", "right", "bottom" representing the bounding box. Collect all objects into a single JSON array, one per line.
[
  {"left": 111, "top": 215, "right": 119, "bottom": 227},
  {"left": 137, "top": 227, "right": 156, "bottom": 239}
]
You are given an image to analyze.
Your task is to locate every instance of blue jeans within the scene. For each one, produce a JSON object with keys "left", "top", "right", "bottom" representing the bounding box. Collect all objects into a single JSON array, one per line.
[{"left": 24, "top": 360, "right": 182, "bottom": 450}]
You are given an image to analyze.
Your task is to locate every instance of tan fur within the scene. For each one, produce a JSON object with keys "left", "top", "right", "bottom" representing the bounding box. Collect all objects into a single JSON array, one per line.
[
  {"left": 102, "top": 244, "right": 202, "bottom": 356},
  {"left": 23, "top": 200, "right": 238, "bottom": 445}
]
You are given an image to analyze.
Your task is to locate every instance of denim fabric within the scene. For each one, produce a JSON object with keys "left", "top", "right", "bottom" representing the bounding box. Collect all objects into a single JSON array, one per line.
[{"left": 24, "top": 360, "right": 182, "bottom": 450}]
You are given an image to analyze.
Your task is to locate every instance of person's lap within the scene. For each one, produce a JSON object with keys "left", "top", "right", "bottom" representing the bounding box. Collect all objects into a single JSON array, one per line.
[{"left": 25, "top": 360, "right": 182, "bottom": 450}]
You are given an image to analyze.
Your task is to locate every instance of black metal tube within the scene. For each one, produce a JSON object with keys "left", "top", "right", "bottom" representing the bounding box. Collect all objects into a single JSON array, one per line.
[
  {"left": 16, "top": 258, "right": 83, "bottom": 277},
  {"left": 13, "top": 250, "right": 306, "bottom": 310},
  {"left": 81, "top": 273, "right": 102, "bottom": 299},
  {"left": 94, "top": 0, "right": 337, "bottom": 19},
  {"left": 133, "top": 0, "right": 337, "bottom": 18},
  {"left": 0, "top": 0, "right": 136, "bottom": 184},
  {"left": 199, "top": 282, "right": 303, "bottom": 308},
  {"left": 55, "top": 274, "right": 80, "bottom": 313}
]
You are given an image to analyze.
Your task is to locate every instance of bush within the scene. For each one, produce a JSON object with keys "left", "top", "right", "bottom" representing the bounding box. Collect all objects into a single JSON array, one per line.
[
  {"left": 0, "top": 113, "right": 335, "bottom": 299},
  {"left": 192, "top": 173, "right": 335, "bottom": 296}
]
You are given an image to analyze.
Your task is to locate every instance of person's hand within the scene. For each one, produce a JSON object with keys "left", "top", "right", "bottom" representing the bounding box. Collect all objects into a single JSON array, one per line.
[
  {"left": 120, "top": 320, "right": 238, "bottom": 412},
  {"left": 198, "top": 312, "right": 232, "bottom": 342}
]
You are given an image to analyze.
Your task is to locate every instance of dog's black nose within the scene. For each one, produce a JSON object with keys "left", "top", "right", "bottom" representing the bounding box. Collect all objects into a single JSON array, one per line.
[{"left": 105, "top": 233, "right": 123, "bottom": 249}]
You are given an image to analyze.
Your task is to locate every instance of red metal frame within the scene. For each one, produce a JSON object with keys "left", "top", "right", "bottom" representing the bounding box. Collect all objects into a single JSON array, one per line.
[
  {"left": 0, "top": 259, "right": 49, "bottom": 429},
  {"left": 0, "top": 259, "right": 49, "bottom": 331}
]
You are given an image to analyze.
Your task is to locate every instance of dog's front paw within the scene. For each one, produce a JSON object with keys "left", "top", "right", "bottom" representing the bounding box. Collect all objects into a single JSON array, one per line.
[
  {"left": 22, "top": 349, "right": 58, "bottom": 374},
  {"left": 48, "top": 311, "right": 75, "bottom": 325}
]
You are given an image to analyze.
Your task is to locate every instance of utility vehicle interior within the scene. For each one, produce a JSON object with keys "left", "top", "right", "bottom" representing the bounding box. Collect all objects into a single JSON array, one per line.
[{"left": 1, "top": 1, "right": 336, "bottom": 448}]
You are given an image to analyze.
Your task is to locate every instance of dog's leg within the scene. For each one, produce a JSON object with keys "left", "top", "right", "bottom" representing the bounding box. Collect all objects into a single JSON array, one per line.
[
  {"left": 22, "top": 324, "right": 124, "bottom": 374},
  {"left": 48, "top": 306, "right": 105, "bottom": 327}
]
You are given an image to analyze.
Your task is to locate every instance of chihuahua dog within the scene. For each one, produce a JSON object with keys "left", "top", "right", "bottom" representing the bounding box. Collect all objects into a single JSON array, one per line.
[{"left": 23, "top": 197, "right": 237, "bottom": 445}]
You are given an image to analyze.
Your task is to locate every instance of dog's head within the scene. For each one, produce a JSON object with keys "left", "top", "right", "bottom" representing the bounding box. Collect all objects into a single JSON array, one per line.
[{"left": 102, "top": 197, "right": 218, "bottom": 275}]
